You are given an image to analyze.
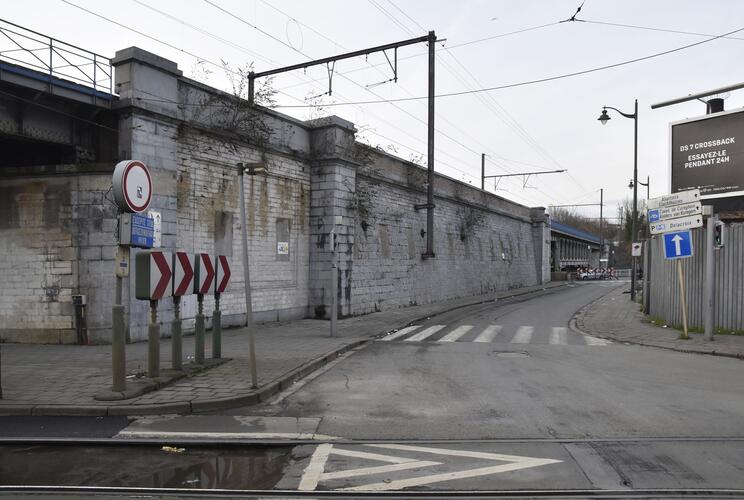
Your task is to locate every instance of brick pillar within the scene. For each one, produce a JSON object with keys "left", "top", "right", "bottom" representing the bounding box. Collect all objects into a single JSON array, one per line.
[
  {"left": 307, "top": 116, "right": 359, "bottom": 319},
  {"left": 530, "top": 207, "right": 550, "bottom": 284},
  {"left": 112, "top": 47, "right": 182, "bottom": 341}
]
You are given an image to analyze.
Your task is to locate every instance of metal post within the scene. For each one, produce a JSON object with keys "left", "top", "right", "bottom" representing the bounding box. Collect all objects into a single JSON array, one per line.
[
  {"left": 248, "top": 71, "right": 255, "bottom": 105},
  {"left": 646, "top": 175, "right": 650, "bottom": 200},
  {"left": 171, "top": 296, "right": 182, "bottom": 371},
  {"left": 704, "top": 213, "right": 717, "bottom": 341},
  {"left": 239, "top": 169, "right": 259, "bottom": 389},
  {"left": 424, "top": 30, "right": 436, "bottom": 258},
  {"left": 630, "top": 99, "right": 638, "bottom": 302},
  {"left": 481, "top": 153, "right": 485, "bottom": 190},
  {"left": 148, "top": 300, "right": 160, "bottom": 378},
  {"left": 599, "top": 188, "right": 604, "bottom": 264},
  {"left": 111, "top": 274, "right": 126, "bottom": 392},
  {"left": 330, "top": 227, "right": 338, "bottom": 337},
  {"left": 677, "top": 260, "right": 689, "bottom": 339},
  {"left": 48, "top": 38, "right": 53, "bottom": 93},
  {"left": 195, "top": 294, "right": 205, "bottom": 364},
  {"left": 212, "top": 292, "right": 222, "bottom": 358}
]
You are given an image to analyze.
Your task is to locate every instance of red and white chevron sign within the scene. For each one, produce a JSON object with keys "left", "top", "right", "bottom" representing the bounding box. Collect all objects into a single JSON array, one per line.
[
  {"left": 194, "top": 253, "right": 214, "bottom": 295},
  {"left": 135, "top": 250, "right": 172, "bottom": 300},
  {"left": 172, "top": 252, "right": 195, "bottom": 296},
  {"left": 214, "top": 255, "right": 231, "bottom": 294}
]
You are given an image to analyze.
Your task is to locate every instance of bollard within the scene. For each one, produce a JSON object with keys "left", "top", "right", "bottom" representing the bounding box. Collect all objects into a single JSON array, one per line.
[
  {"left": 212, "top": 292, "right": 222, "bottom": 359},
  {"left": 171, "top": 296, "right": 182, "bottom": 371},
  {"left": 195, "top": 294, "right": 205, "bottom": 364},
  {"left": 148, "top": 300, "right": 160, "bottom": 378}
]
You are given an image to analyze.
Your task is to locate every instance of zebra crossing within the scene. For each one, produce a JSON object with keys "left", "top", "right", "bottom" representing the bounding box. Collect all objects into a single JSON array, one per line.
[{"left": 379, "top": 324, "right": 611, "bottom": 346}]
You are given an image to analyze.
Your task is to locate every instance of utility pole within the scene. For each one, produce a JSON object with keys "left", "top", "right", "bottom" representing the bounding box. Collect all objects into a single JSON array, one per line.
[
  {"left": 424, "top": 30, "right": 436, "bottom": 258},
  {"left": 481, "top": 153, "right": 485, "bottom": 190},
  {"left": 599, "top": 188, "right": 604, "bottom": 264}
]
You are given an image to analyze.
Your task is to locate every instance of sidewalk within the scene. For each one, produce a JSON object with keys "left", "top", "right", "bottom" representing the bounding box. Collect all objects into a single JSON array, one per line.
[
  {"left": 574, "top": 284, "right": 744, "bottom": 359},
  {"left": 0, "top": 281, "right": 566, "bottom": 416}
]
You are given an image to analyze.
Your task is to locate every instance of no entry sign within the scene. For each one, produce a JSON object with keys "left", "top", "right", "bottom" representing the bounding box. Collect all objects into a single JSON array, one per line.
[
  {"left": 194, "top": 253, "right": 215, "bottom": 295},
  {"left": 172, "top": 252, "right": 195, "bottom": 296},
  {"left": 135, "top": 251, "right": 172, "bottom": 300},
  {"left": 215, "top": 256, "right": 231, "bottom": 293},
  {"left": 113, "top": 160, "right": 152, "bottom": 213}
]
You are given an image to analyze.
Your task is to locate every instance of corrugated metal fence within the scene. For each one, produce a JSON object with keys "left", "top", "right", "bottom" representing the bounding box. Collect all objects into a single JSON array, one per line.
[{"left": 647, "top": 222, "right": 744, "bottom": 331}]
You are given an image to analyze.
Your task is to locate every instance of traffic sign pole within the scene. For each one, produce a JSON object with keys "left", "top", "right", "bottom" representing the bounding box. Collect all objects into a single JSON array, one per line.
[
  {"left": 704, "top": 212, "right": 717, "bottom": 341},
  {"left": 677, "top": 261, "right": 689, "bottom": 340},
  {"left": 212, "top": 293, "right": 221, "bottom": 359},
  {"left": 172, "top": 296, "right": 182, "bottom": 371},
  {"left": 148, "top": 300, "right": 160, "bottom": 378},
  {"left": 195, "top": 295, "right": 205, "bottom": 365}
]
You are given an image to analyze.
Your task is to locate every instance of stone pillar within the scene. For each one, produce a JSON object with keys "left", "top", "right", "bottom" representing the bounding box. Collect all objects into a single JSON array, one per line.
[
  {"left": 112, "top": 48, "right": 182, "bottom": 341},
  {"left": 530, "top": 208, "right": 550, "bottom": 284},
  {"left": 307, "top": 116, "right": 359, "bottom": 319}
]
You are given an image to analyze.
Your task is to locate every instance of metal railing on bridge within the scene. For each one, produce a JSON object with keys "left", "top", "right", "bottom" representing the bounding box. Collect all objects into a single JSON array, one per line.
[{"left": 0, "top": 18, "right": 113, "bottom": 96}]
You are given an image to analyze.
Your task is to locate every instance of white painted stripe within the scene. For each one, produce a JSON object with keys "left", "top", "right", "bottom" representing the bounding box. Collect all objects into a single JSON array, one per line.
[
  {"left": 115, "top": 430, "right": 336, "bottom": 440},
  {"left": 369, "top": 443, "right": 550, "bottom": 462},
  {"left": 380, "top": 325, "right": 422, "bottom": 341},
  {"left": 511, "top": 326, "right": 534, "bottom": 344},
  {"left": 438, "top": 325, "right": 473, "bottom": 342},
  {"left": 550, "top": 327, "right": 567, "bottom": 345},
  {"left": 405, "top": 325, "right": 446, "bottom": 342},
  {"left": 584, "top": 335, "right": 611, "bottom": 346},
  {"left": 298, "top": 443, "right": 333, "bottom": 491},
  {"left": 473, "top": 325, "right": 501, "bottom": 343},
  {"left": 331, "top": 447, "right": 415, "bottom": 464},
  {"left": 321, "top": 460, "right": 441, "bottom": 481}
]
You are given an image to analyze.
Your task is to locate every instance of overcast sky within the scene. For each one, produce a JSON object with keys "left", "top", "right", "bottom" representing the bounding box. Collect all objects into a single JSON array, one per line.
[{"left": 4, "top": 0, "right": 744, "bottom": 220}]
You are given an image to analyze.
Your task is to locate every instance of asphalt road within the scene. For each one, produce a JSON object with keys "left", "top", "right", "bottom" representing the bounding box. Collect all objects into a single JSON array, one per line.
[{"left": 4, "top": 282, "right": 744, "bottom": 495}]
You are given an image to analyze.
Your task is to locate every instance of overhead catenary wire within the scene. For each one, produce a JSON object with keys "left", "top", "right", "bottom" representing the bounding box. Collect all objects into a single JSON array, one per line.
[{"left": 270, "top": 23, "right": 744, "bottom": 108}]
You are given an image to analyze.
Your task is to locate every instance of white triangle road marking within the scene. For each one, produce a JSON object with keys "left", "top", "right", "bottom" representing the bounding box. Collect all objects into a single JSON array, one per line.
[
  {"left": 511, "top": 326, "right": 534, "bottom": 344},
  {"left": 405, "top": 325, "right": 446, "bottom": 342},
  {"left": 473, "top": 325, "right": 502, "bottom": 343},
  {"left": 438, "top": 325, "right": 474, "bottom": 342}
]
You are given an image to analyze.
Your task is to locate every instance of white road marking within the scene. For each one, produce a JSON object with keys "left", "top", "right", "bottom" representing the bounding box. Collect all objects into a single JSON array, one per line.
[
  {"left": 298, "top": 443, "right": 333, "bottom": 491},
  {"left": 584, "top": 335, "right": 611, "bottom": 346},
  {"left": 511, "top": 326, "right": 534, "bottom": 344},
  {"left": 339, "top": 444, "right": 561, "bottom": 491},
  {"left": 473, "top": 325, "right": 502, "bottom": 343},
  {"left": 405, "top": 325, "right": 446, "bottom": 342},
  {"left": 438, "top": 325, "right": 474, "bottom": 342},
  {"left": 380, "top": 325, "right": 422, "bottom": 341},
  {"left": 550, "top": 327, "right": 567, "bottom": 345},
  {"left": 331, "top": 447, "right": 417, "bottom": 464},
  {"left": 322, "top": 461, "right": 441, "bottom": 481},
  {"left": 115, "top": 430, "right": 337, "bottom": 440}
]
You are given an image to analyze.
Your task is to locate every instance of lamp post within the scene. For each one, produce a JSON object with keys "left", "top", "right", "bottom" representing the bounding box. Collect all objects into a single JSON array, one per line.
[
  {"left": 598, "top": 99, "right": 638, "bottom": 301},
  {"left": 629, "top": 175, "right": 650, "bottom": 199},
  {"left": 237, "top": 161, "right": 265, "bottom": 389}
]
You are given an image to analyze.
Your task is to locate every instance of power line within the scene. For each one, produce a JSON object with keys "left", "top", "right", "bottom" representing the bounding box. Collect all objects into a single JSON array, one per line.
[
  {"left": 272, "top": 23, "right": 744, "bottom": 108},
  {"left": 580, "top": 19, "right": 744, "bottom": 41}
]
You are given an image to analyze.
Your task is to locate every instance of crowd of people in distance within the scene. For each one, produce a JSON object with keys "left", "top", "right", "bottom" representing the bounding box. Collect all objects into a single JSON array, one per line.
[{"left": 575, "top": 267, "right": 617, "bottom": 280}]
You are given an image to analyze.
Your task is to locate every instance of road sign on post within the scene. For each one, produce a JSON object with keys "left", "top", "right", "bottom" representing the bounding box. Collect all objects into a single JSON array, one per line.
[
  {"left": 214, "top": 256, "right": 231, "bottom": 293},
  {"left": 212, "top": 256, "right": 231, "bottom": 359},
  {"left": 663, "top": 231, "right": 693, "bottom": 260},
  {"left": 171, "top": 252, "right": 194, "bottom": 372},
  {"left": 112, "top": 160, "right": 152, "bottom": 213},
  {"left": 135, "top": 251, "right": 173, "bottom": 300},
  {"left": 193, "top": 253, "right": 214, "bottom": 364}
]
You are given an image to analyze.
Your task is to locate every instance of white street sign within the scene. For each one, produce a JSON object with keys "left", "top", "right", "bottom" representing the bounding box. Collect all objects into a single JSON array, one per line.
[
  {"left": 647, "top": 202, "right": 701, "bottom": 224},
  {"left": 631, "top": 242, "right": 642, "bottom": 257},
  {"left": 649, "top": 214, "right": 703, "bottom": 234},
  {"left": 299, "top": 443, "right": 561, "bottom": 492},
  {"left": 112, "top": 160, "right": 152, "bottom": 213},
  {"left": 148, "top": 210, "right": 162, "bottom": 248},
  {"left": 647, "top": 189, "right": 700, "bottom": 210}
]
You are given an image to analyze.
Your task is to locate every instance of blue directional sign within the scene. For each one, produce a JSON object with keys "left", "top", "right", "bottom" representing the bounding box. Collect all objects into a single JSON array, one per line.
[
  {"left": 663, "top": 230, "right": 693, "bottom": 260},
  {"left": 647, "top": 208, "right": 661, "bottom": 223},
  {"left": 130, "top": 213, "right": 154, "bottom": 248}
]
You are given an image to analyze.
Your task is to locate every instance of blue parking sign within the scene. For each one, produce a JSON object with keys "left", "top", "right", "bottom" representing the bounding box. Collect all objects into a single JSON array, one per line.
[
  {"left": 647, "top": 209, "right": 660, "bottom": 223},
  {"left": 663, "top": 230, "right": 693, "bottom": 260}
]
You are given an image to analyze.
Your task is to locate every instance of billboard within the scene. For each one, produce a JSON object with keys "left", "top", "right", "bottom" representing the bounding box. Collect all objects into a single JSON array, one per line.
[{"left": 671, "top": 108, "right": 744, "bottom": 199}]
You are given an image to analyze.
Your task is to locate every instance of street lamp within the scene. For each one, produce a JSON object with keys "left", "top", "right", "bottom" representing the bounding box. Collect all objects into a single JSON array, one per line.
[
  {"left": 237, "top": 161, "right": 266, "bottom": 389},
  {"left": 598, "top": 99, "right": 639, "bottom": 302},
  {"left": 628, "top": 176, "right": 650, "bottom": 199}
]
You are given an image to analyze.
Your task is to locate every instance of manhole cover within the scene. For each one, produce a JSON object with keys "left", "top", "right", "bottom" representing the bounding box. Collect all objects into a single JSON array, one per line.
[{"left": 490, "top": 351, "right": 529, "bottom": 358}]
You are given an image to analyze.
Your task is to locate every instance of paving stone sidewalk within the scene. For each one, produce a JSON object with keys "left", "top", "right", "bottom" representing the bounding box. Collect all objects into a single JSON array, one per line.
[
  {"left": 0, "top": 282, "right": 566, "bottom": 415},
  {"left": 575, "top": 284, "right": 744, "bottom": 359}
]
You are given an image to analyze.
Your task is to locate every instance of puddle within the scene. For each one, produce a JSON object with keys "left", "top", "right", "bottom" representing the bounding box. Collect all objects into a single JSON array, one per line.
[{"left": 0, "top": 445, "right": 291, "bottom": 489}]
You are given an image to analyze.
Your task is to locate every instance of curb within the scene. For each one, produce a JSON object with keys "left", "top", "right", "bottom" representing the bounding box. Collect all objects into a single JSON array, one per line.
[
  {"left": 570, "top": 290, "right": 744, "bottom": 361},
  {"left": 0, "top": 282, "right": 569, "bottom": 417}
]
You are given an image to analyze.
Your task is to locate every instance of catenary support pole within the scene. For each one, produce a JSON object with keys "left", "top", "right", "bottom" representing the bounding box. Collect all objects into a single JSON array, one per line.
[
  {"left": 195, "top": 294, "right": 205, "bottom": 364},
  {"left": 481, "top": 153, "right": 485, "bottom": 190},
  {"left": 239, "top": 169, "right": 259, "bottom": 389},
  {"left": 212, "top": 292, "right": 222, "bottom": 358},
  {"left": 677, "top": 260, "right": 689, "bottom": 340},
  {"left": 148, "top": 300, "right": 160, "bottom": 378},
  {"left": 112, "top": 273, "right": 126, "bottom": 392},
  {"left": 599, "top": 188, "right": 604, "bottom": 263},
  {"left": 424, "top": 30, "right": 436, "bottom": 258},
  {"left": 171, "top": 296, "right": 182, "bottom": 370},
  {"left": 704, "top": 213, "right": 717, "bottom": 341},
  {"left": 630, "top": 99, "right": 639, "bottom": 302}
]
